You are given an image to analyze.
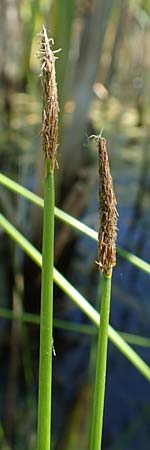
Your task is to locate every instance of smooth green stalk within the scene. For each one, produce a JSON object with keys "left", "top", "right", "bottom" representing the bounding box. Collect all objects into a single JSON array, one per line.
[
  {"left": 0, "top": 213, "right": 150, "bottom": 381},
  {"left": 89, "top": 273, "right": 112, "bottom": 450},
  {"left": 37, "top": 161, "right": 54, "bottom": 450},
  {"left": 0, "top": 173, "right": 149, "bottom": 275}
]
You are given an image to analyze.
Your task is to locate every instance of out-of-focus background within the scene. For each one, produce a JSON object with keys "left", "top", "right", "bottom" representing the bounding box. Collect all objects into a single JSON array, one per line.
[{"left": 0, "top": 1, "right": 150, "bottom": 449}]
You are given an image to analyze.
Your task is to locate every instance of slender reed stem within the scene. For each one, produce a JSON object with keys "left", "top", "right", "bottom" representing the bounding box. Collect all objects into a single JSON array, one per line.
[
  {"left": 37, "top": 25, "right": 59, "bottom": 450},
  {"left": 89, "top": 134, "right": 118, "bottom": 450},
  {"left": 89, "top": 273, "right": 112, "bottom": 450},
  {"left": 37, "top": 160, "right": 54, "bottom": 450}
]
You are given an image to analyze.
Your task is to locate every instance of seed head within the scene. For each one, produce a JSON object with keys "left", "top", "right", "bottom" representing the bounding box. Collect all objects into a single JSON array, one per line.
[
  {"left": 39, "top": 26, "right": 59, "bottom": 171},
  {"left": 96, "top": 136, "right": 118, "bottom": 276}
]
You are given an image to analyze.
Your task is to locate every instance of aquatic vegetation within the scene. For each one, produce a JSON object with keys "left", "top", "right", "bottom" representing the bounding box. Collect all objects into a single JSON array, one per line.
[{"left": 0, "top": 9, "right": 150, "bottom": 449}]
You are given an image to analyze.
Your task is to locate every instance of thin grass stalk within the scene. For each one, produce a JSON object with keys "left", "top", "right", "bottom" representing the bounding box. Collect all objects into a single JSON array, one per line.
[
  {"left": 0, "top": 212, "right": 150, "bottom": 380},
  {"left": 90, "top": 135, "right": 118, "bottom": 450},
  {"left": 1, "top": 173, "right": 149, "bottom": 275},
  {"left": 37, "top": 26, "right": 59, "bottom": 450},
  {"left": 88, "top": 280, "right": 102, "bottom": 447},
  {"left": 90, "top": 274, "right": 111, "bottom": 450},
  {"left": 37, "top": 160, "right": 54, "bottom": 450}
]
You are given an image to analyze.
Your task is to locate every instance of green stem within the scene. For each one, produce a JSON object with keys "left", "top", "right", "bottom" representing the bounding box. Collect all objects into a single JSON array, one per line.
[
  {"left": 37, "top": 161, "right": 54, "bottom": 450},
  {"left": 90, "top": 273, "right": 112, "bottom": 450}
]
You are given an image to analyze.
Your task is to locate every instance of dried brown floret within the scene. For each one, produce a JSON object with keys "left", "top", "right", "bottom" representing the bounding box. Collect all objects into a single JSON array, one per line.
[
  {"left": 39, "top": 26, "right": 59, "bottom": 171},
  {"left": 96, "top": 136, "right": 118, "bottom": 276}
]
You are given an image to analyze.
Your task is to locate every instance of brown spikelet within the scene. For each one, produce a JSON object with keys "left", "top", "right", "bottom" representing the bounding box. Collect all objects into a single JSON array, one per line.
[
  {"left": 97, "top": 136, "right": 118, "bottom": 276},
  {"left": 39, "top": 26, "right": 59, "bottom": 170}
]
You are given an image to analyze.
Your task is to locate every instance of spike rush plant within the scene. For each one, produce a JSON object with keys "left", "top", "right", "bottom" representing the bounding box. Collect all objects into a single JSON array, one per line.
[
  {"left": 37, "top": 26, "right": 59, "bottom": 450},
  {"left": 0, "top": 21, "right": 150, "bottom": 450},
  {"left": 89, "top": 135, "right": 118, "bottom": 450}
]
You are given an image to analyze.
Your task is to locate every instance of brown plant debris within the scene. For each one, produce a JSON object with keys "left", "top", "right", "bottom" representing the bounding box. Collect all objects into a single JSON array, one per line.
[
  {"left": 39, "top": 26, "right": 59, "bottom": 170},
  {"left": 96, "top": 136, "right": 118, "bottom": 276}
]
